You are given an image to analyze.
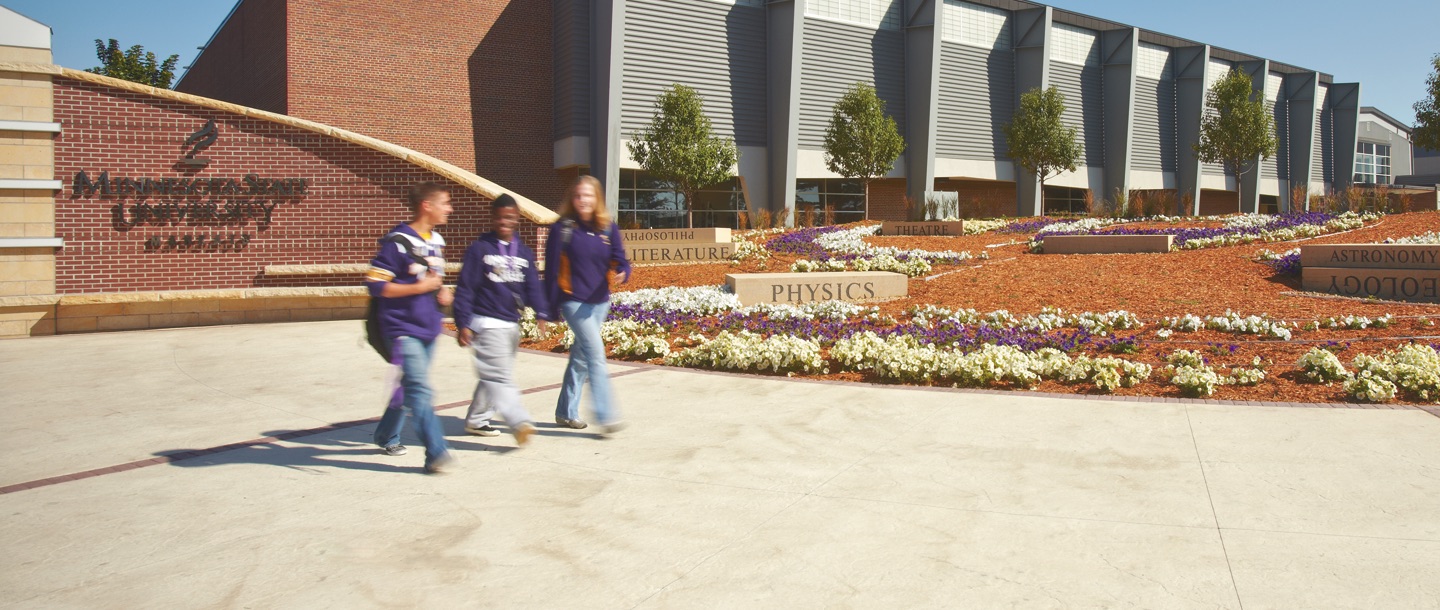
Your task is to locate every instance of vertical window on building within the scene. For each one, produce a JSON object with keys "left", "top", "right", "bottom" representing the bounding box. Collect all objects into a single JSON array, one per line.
[
  {"left": 806, "top": 0, "right": 902, "bottom": 30},
  {"left": 1050, "top": 23, "right": 1099, "bottom": 66},
  {"left": 617, "top": 170, "right": 748, "bottom": 229},
  {"left": 1353, "top": 142, "right": 1391, "bottom": 185},
  {"left": 1042, "top": 186, "right": 1089, "bottom": 215},
  {"left": 940, "top": 1, "right": 1010, "bottom": 49},
  {"left": 795, "top": 179, "right": 866, "bottom": 224},
  {"left": 1135, "top": 43, "right": 1172, "bottom": 80}
]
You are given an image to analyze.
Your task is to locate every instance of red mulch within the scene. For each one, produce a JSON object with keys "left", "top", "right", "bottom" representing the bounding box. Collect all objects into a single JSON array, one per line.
[{"left": 531, "top": 211, "right": 1440, "bottom": 405}]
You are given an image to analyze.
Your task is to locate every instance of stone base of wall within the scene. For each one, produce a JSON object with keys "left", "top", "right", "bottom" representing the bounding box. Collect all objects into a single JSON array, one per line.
[{"left": 0, "top": 287, "right": 371, "bottom": 338}]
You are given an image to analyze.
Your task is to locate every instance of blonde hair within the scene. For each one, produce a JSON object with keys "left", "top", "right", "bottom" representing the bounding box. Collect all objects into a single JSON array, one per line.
[{"left": 558, "top": 175, "right": 611, "bottom": 231}]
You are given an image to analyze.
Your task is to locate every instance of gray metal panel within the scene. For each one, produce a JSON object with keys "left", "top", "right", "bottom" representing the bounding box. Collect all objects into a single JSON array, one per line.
[
  {"left": 1330, "top": 83, "right": 1360, "bottom": 191},
  {"left": 1262, "top": 98, "right": 1281, "bottom": 179},
  {"left": 905, "top": 0, "right": 942, "bottom": 219},
  {"left": 622, "top": 0, "right": 768, "bottom": 146},
  {"left": 936, "top": 41, "right": 1013, "bottom": 160},
  {"left": 553, "top": 0, "right": 590, "bottom": 139},
  {"left": 798, "top": 17, "right": 907, "bottom": 150},
  {"left": 768, "top": 0, "right": 805, "bottom": 226},
  {"left": 1049, "top": 61, "right": 1103, "bottom": 167},
  {"left": 1312, "top": 85, "right": 1328, "bottom": 184},
  {"left": 1012, "top": 5, "right": 1050, "bottom": 216},
  {"left": 1132, "top": 76, "right": 1175, "bottom": 173}
]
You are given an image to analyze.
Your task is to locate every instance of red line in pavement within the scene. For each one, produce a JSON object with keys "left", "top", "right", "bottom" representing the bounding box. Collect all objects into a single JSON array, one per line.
[{"left": 0, "top": 368, "right": 652, "bottom": 496}]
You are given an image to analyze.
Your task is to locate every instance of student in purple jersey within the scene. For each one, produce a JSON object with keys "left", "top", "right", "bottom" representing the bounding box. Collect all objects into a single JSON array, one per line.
[
  {"left": 366, "top": 181, "right": 457, "bottom": 474},
  {"left": 453, "top": 194, "right": 550, "bottom": 446},
  {"left": 542, "top": 175, "right": 632, "bottom": 434}
]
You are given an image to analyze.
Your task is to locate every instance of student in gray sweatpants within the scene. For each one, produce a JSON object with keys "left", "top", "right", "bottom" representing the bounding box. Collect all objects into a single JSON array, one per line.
[{"left": 452, "top": 194, "right": 551, "bottom": 445}]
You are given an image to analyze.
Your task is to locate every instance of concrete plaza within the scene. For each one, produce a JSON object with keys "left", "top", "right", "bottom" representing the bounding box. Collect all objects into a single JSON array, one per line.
[{"left": 1, "top": 320, "right": 1438, "bottom": 608}]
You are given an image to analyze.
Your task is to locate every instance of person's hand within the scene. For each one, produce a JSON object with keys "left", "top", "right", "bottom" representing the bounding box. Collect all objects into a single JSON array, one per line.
[
  {"left": 458, "top": 327, "right": 473, "bottom": 347},
  {"left": 537, "top": 320, "right": 552, "bottom": 336},
  {"left": 436, "top": 285, "right": 454, "bottom": 307},
  {"left": 619, "top": 269, "right": 632, "bottom": 284},
  {"left": 416, "top": 271, "right": 443, "bottom": 293}
]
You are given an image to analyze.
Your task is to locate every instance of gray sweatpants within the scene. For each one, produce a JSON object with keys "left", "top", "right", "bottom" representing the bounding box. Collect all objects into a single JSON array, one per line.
[{"left": 464, "top": 324, "right": 533, "bottom": 428}]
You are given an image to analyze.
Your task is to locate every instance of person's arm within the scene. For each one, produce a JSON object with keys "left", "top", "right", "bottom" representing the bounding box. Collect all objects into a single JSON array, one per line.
[
  {"left": 452, "top": 243, "right": 483, "bottom": 334},
  {"left": 541, "top": 224, "right": 563, "bottom": 319},
  {"left": 610, "top": 224, "right": 631, "bottom": 283},
  {"left": 522, "top": 245, "right": 550, "bottom": 321},
  {"left": 367, "top": 239, "right": 442, "bottom": 298}
]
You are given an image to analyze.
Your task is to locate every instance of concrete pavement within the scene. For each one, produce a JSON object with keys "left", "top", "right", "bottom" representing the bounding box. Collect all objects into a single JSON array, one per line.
[{"left": 1, "top": 320, "right": 1438, "bottom": 608}]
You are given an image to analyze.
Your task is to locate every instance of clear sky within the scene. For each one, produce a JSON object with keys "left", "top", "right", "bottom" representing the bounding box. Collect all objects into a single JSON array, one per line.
[{"left": 5, "top": 0, "right": 1437, "bottom": 124}]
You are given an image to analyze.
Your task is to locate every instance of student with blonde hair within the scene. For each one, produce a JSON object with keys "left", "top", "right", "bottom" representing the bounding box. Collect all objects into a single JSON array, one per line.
[{"left": 542, "top": 175, "right": 632, "bottom": 434}]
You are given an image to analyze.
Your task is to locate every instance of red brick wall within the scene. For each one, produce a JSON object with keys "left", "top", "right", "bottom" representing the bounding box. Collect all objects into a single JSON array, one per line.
[
  {"left": 866, "top": 178, "right": 908, "bottom": 221},
  {"left": 174, "top": 0, "right": 288, "bottom": 114},
  {"left": 935, "top": 179, "right": 1018, "bottom": 218},
  {"left": 53, "top": 77, "right": 547, "bottom": 294},
  {"left": 283, "top": 0, "right": 567, "bottom": 208},
  {"left": 1198, "top": 189, "right": 1239, "bottom": 217}
]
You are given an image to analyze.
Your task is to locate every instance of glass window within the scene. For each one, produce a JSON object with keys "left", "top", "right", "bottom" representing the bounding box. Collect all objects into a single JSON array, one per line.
[
  {"left": 615, "top": 169, "right": 748, "bottom": 229},
  {"left": 794, "top": 178, "right": 869, "bottom": 225},
  {"left": 1042, "top": 186, "right": 1089, "bottom": 215},
  {"left": 1354, "top": 141, "right": 1393, "bottom": 185}
]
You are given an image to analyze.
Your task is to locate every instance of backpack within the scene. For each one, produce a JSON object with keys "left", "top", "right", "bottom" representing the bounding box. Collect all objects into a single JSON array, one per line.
[{"left": 365, "top": 233, "right": 431, "bottom": 361}]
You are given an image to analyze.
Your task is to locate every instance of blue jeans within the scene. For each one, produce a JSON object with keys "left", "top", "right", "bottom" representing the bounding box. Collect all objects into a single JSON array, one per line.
[
  {"left": 557, "top": 299, "right": 618, "bottom": 425},
  {"left": 374, "top": 336, "right": 449, "bottom": 465}
]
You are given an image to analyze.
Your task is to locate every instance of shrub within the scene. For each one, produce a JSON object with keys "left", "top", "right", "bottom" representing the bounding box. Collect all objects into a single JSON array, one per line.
[{"left": 1297, "top": 347, "right": 1349, "bottom": 383}]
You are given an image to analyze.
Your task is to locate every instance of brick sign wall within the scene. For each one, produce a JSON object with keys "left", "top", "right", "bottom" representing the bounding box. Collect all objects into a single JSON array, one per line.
[{"left": 52, "top": 76, "right": 545, "bottom": 294}]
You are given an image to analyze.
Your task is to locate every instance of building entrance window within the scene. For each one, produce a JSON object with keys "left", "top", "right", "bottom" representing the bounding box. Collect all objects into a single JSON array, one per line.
[
  {"left": 795, "top": 179, "right": 866, "bottom": 224},
  {"left": 616, "top": 169, "right": 747, "bottom": 229},
  {"left": 1043, "top": 186, "right": 1089, "bottom": 215},
  {"left": 1354, "top": 142, "right": 1391, "bottom": 185}
]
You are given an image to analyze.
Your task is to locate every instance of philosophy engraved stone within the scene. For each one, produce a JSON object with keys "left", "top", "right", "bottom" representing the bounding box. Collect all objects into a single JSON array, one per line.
[
  {"left": 620, "top": 228, "right": 731, "bottom": 244},
  {"left": 1042, "top": 234, "right": 1173, "bottom": 254},
  {"left": 725, "top": 271, "right": 908, "bottom": 306},
  {"left": 1300, "top": 244, "right": 1440, "bottom": 270},
  {"left": 626, "top": 242, "right": 735, "bottom": 264},
  {"left": 1301, "top": 268, "right": 1440, "bottom": 302},
  {"left": 878, "top": 221, "right": 966, "bottom": 237}
]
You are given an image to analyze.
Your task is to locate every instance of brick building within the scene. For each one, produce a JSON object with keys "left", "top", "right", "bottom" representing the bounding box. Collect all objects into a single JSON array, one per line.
[{"left": 0, "top": 7, "right": 553, "bottom": 338}]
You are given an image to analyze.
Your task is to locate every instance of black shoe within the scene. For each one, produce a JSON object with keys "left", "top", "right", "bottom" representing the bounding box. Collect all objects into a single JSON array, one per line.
[
  {"left": 465, "top": 425, "right": 501, "bottom": 437},
  {"left": 381, "top": 444, "right": 408, "bottom": 456}
]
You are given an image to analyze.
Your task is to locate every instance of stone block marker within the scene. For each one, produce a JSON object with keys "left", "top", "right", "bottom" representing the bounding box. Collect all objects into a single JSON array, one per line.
[
  {"left": 627, "top": 242, "right": 735, "bottom": 264},
  {"left": 879, "top": 221, "right": 965, "bottom": 236},
  {"left": 1301, "top": 244, "right": 1440, "bottom": 302},
  {"left": 1300, "top": 244, "right": 1440, "bottom": 270},
  {"left": 1042, "top": 234, "right": 1173, "bottom": 254},
  {"left": 621, "top": 228, "right": 731, "bottom": 244},
  {"left": 1301, "top": 268, "right": 1440, "bottom": 302},
  {"left": 725, "top": 271, "right": 907, "bottom": 306}
]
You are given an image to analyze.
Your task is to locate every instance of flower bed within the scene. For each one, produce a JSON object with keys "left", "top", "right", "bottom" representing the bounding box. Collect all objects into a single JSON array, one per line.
[
  {"left": 587, "top": 211, "right": 1440, "bottom": 404},
  {"left": 1030, "top": 212, "right": 1380, "bottom": 252}
]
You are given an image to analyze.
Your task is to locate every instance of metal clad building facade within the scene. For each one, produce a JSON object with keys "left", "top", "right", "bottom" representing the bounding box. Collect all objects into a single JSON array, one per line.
[{"left": 178, "top": 0, "right": 1361, "bottom": 224}]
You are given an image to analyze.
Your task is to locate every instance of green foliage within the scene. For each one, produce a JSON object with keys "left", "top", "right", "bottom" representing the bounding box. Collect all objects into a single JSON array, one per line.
[
  {"left": 1195, "top": 68, "right": 1277, "bottom": 204},
  {"left": 627, "top": 84, "right": 738, "bottom": 220},
  {"left": 1414, "top": 54, "right": 1440, "bottom": 151},
  {"left": 1002, "top": 86, "right": 1081, "bottom": 186},
  {"left": 86, "top": 39, "right": 179, "bottom": 88},
  {"left": 822, "top": 82, "right": 906, "bottom": 191}
]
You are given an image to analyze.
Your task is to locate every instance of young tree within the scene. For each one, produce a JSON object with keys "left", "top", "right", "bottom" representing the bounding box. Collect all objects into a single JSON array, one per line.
[
  {"left": 1195, "top": 67, "right": 1277, "bottom": 210},
  {"left": 1413, "top": 53, "right": 1440, "bottom": 151},
  {"left": 823, "top": 82, "right": 906, "bottom": 220},
  {"left": 1003, "top": 86, "right": 1081, "bottom": 199},
  {"left": 86, "top": 39, "right": 180, "bottom": 88},
  {"left": 627, "top": 84, "right": 738, "bottom": 227}
]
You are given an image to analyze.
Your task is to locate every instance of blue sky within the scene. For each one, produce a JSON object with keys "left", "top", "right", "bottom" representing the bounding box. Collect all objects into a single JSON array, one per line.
[{"left": 5, "top": 0, "right": 1437, "bottom": 124}]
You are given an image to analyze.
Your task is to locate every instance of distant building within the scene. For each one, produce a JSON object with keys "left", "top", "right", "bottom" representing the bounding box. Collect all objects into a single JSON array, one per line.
[{"left": 176, "top": 0, "right": 1367, "bottom": 226}]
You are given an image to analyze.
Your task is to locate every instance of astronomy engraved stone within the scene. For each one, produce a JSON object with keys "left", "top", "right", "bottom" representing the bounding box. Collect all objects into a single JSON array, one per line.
[
  {"left": 1301, "top": 244, "right": 1440, "bottom": 302},
  {"left": 878, "top": 221, "right": 966, "bottom": 236},
  {"left": 725, "top": 272, "right": 908, "bottom": 306},
  {"left": 1042, "top": 234, "right": 1174, "bottom": 254},
  {"left": 621, "top": 228, "right": 734, "bottom": 263}
]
